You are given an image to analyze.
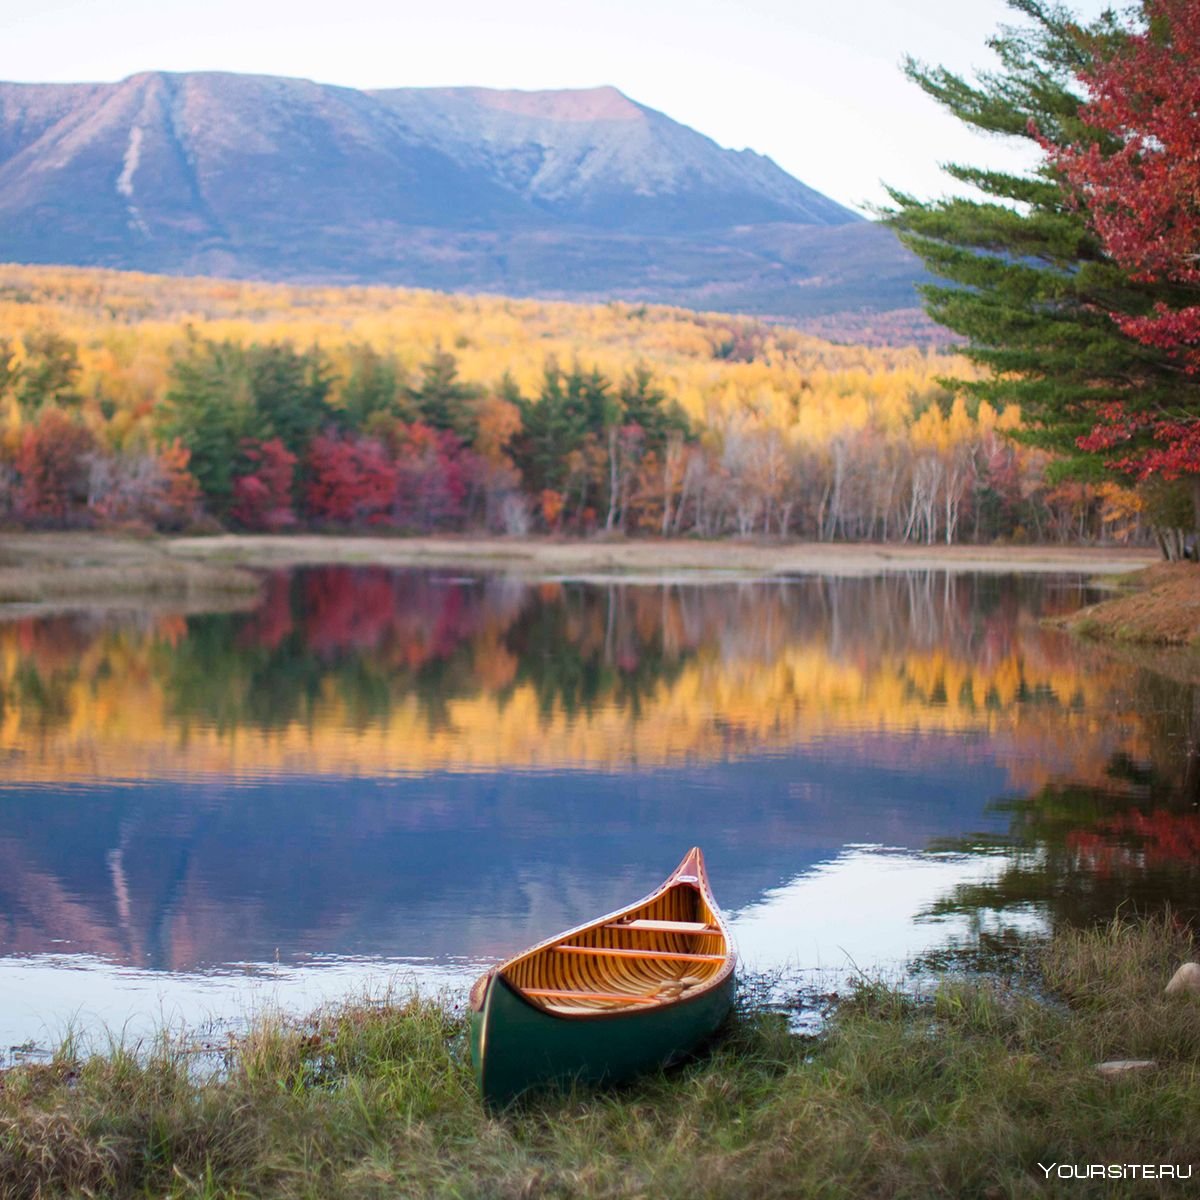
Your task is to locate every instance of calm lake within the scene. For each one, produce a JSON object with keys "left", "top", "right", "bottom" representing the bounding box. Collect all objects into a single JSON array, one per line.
[{"left": 1, "top": 567, "right": 1196, "bottom": 1053}]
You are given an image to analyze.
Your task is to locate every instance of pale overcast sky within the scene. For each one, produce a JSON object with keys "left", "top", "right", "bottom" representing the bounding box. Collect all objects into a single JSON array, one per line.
[{"left": 1, "top": 0, "right": 1116, "bottom": 213}]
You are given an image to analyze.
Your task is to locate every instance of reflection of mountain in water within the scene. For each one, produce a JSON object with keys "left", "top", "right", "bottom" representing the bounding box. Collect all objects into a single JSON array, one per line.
[
  {"left": 0, "top": 568, "right": 1195, "bottom": 976},
  {"left": 0, "top": 748, "right": 1010, "bottom": 971}
]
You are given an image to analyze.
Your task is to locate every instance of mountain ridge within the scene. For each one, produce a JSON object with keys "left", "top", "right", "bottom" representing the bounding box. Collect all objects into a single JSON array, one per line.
[{"left": 0, "top": 72, "right": 927, "bottom": 329}]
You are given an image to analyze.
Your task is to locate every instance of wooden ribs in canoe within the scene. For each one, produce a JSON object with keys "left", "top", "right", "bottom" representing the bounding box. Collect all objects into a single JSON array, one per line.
[{"left": 469, "top": 847, "right": 736, "bottom": 1105}]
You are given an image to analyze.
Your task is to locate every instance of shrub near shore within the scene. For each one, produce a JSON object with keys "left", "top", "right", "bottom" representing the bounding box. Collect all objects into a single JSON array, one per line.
[{"left": 3, "top": 918, "right": 1198, "bottom": 1199}]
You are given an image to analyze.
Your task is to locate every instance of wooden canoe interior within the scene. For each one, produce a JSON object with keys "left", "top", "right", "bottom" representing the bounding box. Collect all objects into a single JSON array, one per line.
[{"left": 502, "top": 878, "right": 728, "bottom": 1014}]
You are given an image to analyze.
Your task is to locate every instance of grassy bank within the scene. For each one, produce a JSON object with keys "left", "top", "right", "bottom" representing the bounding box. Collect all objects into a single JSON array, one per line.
[
  {"left": 1056, "top": 562, "right": 1200, "bottom": 647},
  {"left": 0, "top": 534, "right": 260, "bottom": 611},
  {"left": 4, "top": 919, "right": 1199, "bottom": 1199},
  {"left": 1049, "top": 562, "right": 1200, "bottom": 683}
]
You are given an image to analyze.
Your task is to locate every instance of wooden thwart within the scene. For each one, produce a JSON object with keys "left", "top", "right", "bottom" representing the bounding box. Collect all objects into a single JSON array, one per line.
[
  {"left": 555, "top": 944, "right": 725, "bottom": 963},
  {"left": 605, "top": 919, "right": 717, "bottom": 934}
]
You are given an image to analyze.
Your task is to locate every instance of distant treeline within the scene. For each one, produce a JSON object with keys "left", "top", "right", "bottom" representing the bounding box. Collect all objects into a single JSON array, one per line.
[{"left": 0, "top": 317, "right": 1175, "bottom": 545}]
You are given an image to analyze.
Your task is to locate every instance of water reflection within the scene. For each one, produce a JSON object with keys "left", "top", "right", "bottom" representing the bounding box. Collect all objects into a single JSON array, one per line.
[
  {"left": 925, "top": 668, "right": 1200, "bottom": 931},
  {"left": 0, "top": 570, "right": 1138, "bottom": 780},
  {"left": 0, "top": 568, "right": 1195, "bottom": 1047}
]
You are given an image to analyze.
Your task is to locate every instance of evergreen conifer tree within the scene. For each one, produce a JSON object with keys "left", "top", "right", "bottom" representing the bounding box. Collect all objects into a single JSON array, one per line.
[
  {"left": 160, "top": 338, "right": 259, "bottom": 514},
  {"left": 411, "top": 347, "right": 480, "bottom": 438},
  {"left": 340, "top": 344, "right": 410, "bottom": 429}
]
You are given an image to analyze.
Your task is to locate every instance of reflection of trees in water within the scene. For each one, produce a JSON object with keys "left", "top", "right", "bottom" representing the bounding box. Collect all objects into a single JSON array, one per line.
[
  {"left": 242, "top": 572, "right": 1089, "bottom": 731},
  {"left": 1, "top": 612, "right": 165, "bottom": 735},
  {"left": 161, "top": 570, "right": 510, "bottom": 732},
  {"left": 502, "top": 583, "right": 698, "bottom": 720},
  {"left": 0, "top": 570, "right": 1107, "bottom": 741},
  {"left": 165, "top": 573, "right": 718, "bottom": 730},
  {"left": 928, "top": 669, "right": 1200, "bottom": 930}
]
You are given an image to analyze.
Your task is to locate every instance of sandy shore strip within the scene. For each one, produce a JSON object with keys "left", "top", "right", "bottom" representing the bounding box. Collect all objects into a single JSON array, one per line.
[
  {"left": 0, "top": 534, "right": 1159, "bottom": 616},
  {"left": 165, "top": 534, "right": 1159, "bottom": 579}
]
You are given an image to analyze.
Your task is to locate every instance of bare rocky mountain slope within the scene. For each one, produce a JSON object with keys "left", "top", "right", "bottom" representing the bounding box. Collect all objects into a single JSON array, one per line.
[{"left": 0, "top": 72, "right": 927, "bottom": 325}]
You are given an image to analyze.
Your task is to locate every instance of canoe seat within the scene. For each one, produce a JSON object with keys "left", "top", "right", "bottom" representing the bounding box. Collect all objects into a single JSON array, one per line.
[
  {"left": 522, "top": 988, "right": 659, "bottom": 1005},
  {"left": 555, "top": 944, "right": 725, "bottom": 963},
  {"left": 605, "top": 919, "right": 719, "bottom": 934}
]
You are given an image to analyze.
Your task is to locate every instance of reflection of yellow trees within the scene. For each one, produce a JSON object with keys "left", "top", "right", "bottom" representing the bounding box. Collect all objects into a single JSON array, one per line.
[{"left": 0, "top": 596, "right": 1146, "bottom": 788}]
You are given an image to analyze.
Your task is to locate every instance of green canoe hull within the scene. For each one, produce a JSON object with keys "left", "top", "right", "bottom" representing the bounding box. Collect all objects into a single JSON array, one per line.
[{"left": 470, "top": 971, "right": 736, "bottom": 1107}]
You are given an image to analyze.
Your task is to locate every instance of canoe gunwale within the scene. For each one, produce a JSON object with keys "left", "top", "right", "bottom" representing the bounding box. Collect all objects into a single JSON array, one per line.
[{"left": 488, "top": 965, "right": 734, "bottom": 1026}]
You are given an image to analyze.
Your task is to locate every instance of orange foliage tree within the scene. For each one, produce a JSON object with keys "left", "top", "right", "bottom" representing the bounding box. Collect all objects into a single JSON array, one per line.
[{"left": 16, "top": 409, "right": 96, "bottom": 525}]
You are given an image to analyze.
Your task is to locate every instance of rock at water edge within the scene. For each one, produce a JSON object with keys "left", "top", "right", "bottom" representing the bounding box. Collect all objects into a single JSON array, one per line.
[{"left": 1165, "top": 962, "right": 1200, "bottom": 996}]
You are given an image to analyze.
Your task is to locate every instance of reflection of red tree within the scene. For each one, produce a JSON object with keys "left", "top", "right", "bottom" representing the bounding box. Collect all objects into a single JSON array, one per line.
[
  {"left": 238, "top": 572, "right": 294, "bottom": 650},
  {"left": 384, "top": 581, "right": 471, "bottom": 669},
  {"left": 230, "top": 567, "right": 495, "bottom": 666},
  {"left": 1068, "top": 809, "right": 1200, "bottom": 875},
  {"left": 155, "top": 614, "right": 189, "bottom": 648},
  {"left": 15, "top": 615, "right": 91, "bottom": 668},
  {"left": 427, "top": 585, "right": 466, "bottom": 663},
  {"left": 302, "top": 569, "right": 398, "bottom": 656}
]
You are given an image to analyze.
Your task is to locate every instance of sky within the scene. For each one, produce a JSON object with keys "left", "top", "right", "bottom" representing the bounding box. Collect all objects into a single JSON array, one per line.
[{"left": 1, "top": 0, "right": 1117, "bottom": 213}]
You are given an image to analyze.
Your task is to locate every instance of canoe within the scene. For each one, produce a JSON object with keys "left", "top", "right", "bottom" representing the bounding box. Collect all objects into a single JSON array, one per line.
[{"left": 469, "top": 847, "right": 736, "bottom": 1106}]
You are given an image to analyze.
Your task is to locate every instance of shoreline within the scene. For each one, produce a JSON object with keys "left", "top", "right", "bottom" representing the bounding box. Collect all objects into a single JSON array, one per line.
[
  {"left": 0, "top": 531, "right": 1159, "bottom": 615},
  {"left": 0, "top": 533, "right": 261, "bottom": 614},
  {"left": 1046, "top": 560, "right": 1200, "bottom": 679},
  {"left": 166, "top": 533, "right": 1158, "bottom": 577}
]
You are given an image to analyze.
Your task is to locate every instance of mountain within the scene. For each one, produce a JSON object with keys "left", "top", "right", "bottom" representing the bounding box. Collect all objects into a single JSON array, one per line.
[{"left": 0, "top": 72, "right": 927, "bottom": 327}]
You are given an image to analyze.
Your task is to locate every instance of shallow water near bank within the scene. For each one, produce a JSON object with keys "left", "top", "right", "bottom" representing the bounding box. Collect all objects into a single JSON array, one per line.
[{"left": 0, "top": 567, "right": 1195, "bottom": 1052}]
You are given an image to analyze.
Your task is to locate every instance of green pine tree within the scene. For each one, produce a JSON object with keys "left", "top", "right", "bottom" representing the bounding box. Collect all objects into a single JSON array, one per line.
[
  {"left": 159, "top": 338, "right": 260, "bottom": 514},
  {"left": 245, "top": 342, "right": 336, "bottom": 459},
  {"left": 618, "top": 365, "right": 690, "bottom": 453},
  {"left": 339, "top": 344, "right": 411, "bottom": 430},
  {"left": 512, "top": 360, "right": 590, "bottom": 495},
  {"left": 411, "top": 347, "right": 480, "bottom": 438}
]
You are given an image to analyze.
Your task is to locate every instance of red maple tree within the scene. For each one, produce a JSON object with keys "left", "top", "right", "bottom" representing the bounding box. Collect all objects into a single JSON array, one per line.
[
  {"left": 1049, "top": 0, "right": 1200, "bottom": 498},
  {"left": 390, "top": 422, "right": 469, "bottom": 531},
  {"left": 305, "top": 433, "right": 397, "bottom": 526},
  {"left": 230, "top": 438, "right": 297, "bottom": 530}
]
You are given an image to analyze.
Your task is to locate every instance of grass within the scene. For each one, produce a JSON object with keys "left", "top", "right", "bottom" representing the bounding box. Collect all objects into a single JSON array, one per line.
[
  {"left": 3, "top": 919, "right": 1199, "bottom": 1199},
  {"left": 1053, "top": 561, "right": 1200, "bottom": 649},
  {"left": 0, "top": 563, "right": 260, "bottom": 603},
  {"left": 0, "top": 534, "right": 261, "bottom": 608}
]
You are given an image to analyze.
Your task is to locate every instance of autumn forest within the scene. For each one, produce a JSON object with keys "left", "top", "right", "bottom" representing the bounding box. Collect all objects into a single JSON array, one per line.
[{"left": 0, "top": 264, "right": 1157, "bottom": 545}]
